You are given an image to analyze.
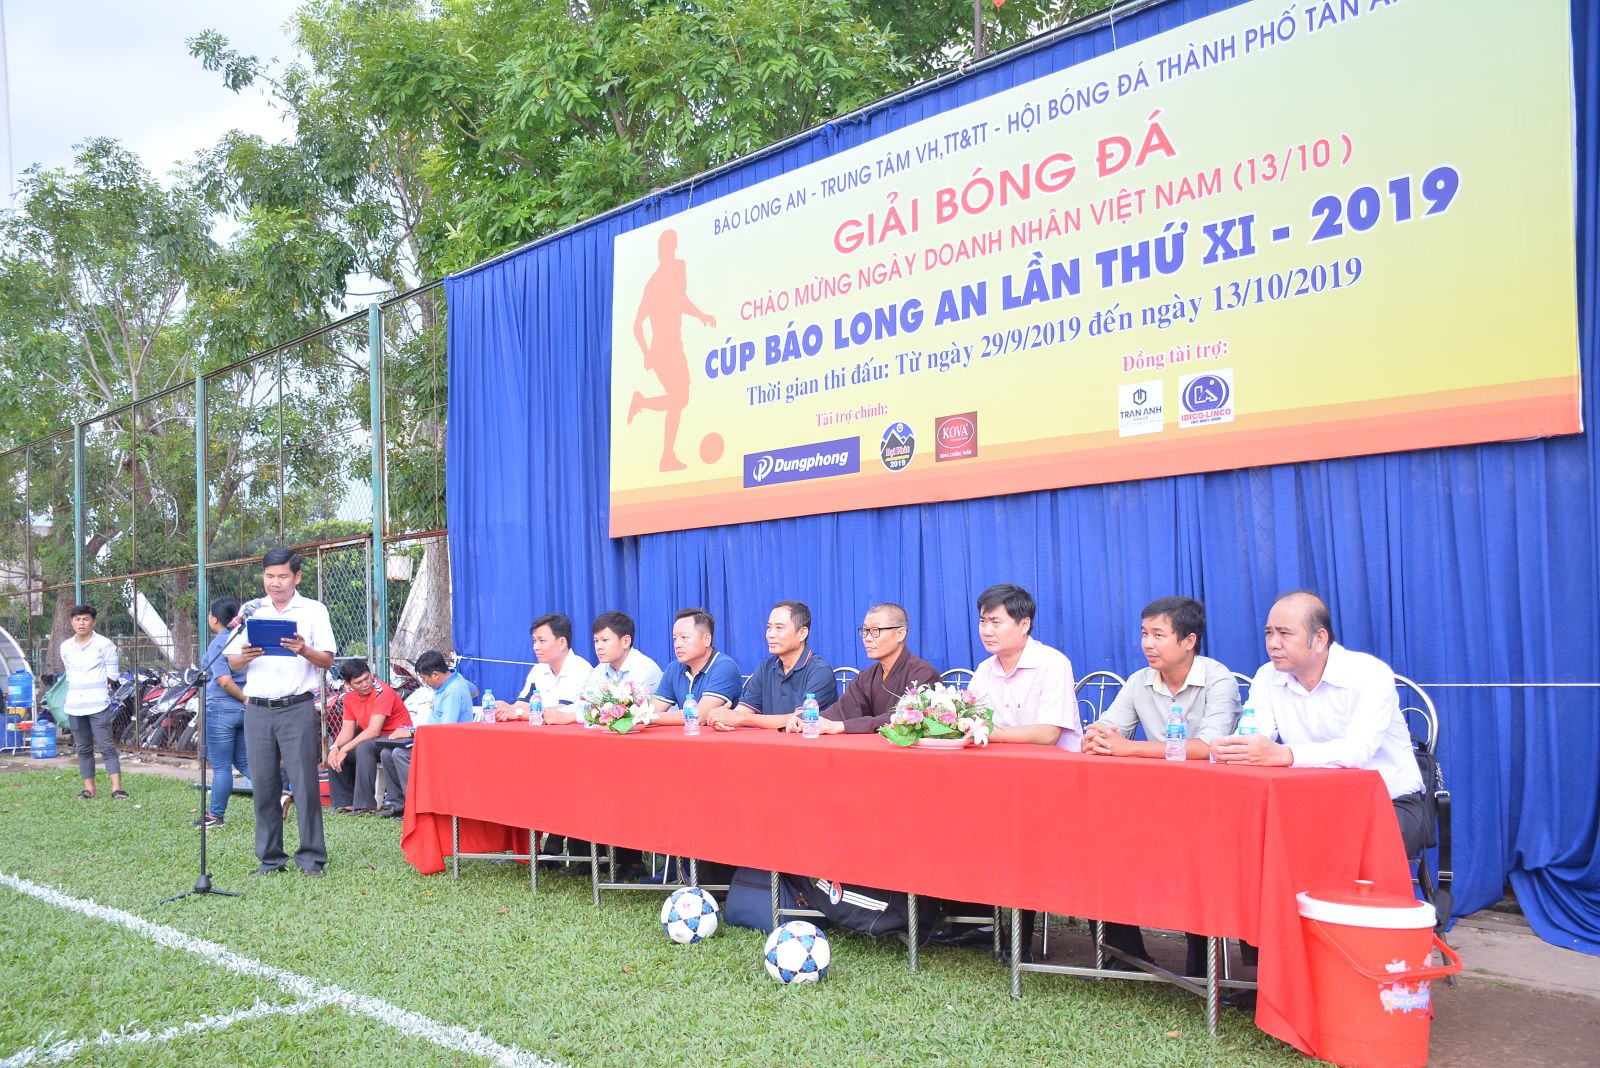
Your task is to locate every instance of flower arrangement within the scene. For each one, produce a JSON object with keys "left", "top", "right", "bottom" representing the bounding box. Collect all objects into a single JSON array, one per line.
[
  {"left": 578, "top": 678, "right": 656, "bottom": 734},
  {"left": 879, "top": 682, "right": 994, "bottom": 747}
]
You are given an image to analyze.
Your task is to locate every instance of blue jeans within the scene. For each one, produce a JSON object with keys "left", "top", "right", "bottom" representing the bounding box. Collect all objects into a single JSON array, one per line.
[{"left": 205, "top": 699, "right": 249, "bottom": 819}]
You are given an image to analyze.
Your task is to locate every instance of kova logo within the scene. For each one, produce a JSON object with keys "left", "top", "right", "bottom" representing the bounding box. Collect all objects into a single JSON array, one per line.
[
  {"left": 934, "top": 412, "right": 978, "bottom": 462},
  {"left": 743, "top": 437, "right": 861, "bottom": 488}
]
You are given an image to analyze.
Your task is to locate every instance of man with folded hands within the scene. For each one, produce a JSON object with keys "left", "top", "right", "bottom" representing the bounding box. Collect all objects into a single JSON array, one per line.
[{"left": 784, "top": 602, "right": 937, "bottom": 734}]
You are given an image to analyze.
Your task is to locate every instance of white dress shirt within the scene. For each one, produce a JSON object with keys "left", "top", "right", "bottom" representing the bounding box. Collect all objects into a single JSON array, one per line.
[
  {"left": 1246, "top": 643, "right": 1424, "bottom": 799},
  {"left": 967, "top": 637, "right": 1082, "bottom": 751},
  {"left": 59, "top": 633, "right": 120, "bottom": 717},
  {"left": 584, "top": 649, "right": 663, "bottom": 697},
  {"left": 516, "top": 652, "right": 593, "bottom": 706},
  {"left": 228, "top": 593, "right": 338, "bottom": 700}
]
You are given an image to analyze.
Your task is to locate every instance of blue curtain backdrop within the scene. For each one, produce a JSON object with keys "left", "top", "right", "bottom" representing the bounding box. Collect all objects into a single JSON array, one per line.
[{"left": 445, "top": 0, "right": 1600, "bottom": 953}]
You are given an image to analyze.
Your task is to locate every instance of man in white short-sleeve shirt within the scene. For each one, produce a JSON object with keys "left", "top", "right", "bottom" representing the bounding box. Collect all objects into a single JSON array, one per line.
[
  {"left": 965, "top": 583, "right": 1081, "bottom": 750},
  {"left": 492, "top": 612, "right": 592, "bottom": 718},
  {"left": 227, "top": 548, "right": 337, "bottom": 876},
  {"left": 59, "top": 604, "right": 124, "bottom": 800},
  {"left": 1213, "top": 590, "right": 1428, "bottom": 857}
]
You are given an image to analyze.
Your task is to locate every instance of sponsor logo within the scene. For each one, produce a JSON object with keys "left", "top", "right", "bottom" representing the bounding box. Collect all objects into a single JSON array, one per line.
[
  {"left": 934, "top": 412, "right": 979, "bottom": 462},
  {"left": 743, "top": 437, "right": 860, "bottom": 488},
  {"left": 879, "top": 421, "right": 915, "bottom": 472},
  {"left": 1178, "top": 369, "right": 1235, "bottom": 428},
  {"left": 1118, "top": 381, "right": 1164, "bottom": 437}
]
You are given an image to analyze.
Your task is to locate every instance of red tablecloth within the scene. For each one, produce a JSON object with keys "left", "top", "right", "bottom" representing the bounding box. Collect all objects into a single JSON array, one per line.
[{"left": 400, "top": 723, "right": 1410, "bottom": 1055}]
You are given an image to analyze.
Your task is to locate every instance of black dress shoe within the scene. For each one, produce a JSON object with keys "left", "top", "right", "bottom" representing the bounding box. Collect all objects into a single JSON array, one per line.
[
  {"left": 931, "top": 925, "right": 996, "bottom": 948},
  {"left": 300, "top": 866, "right": 325, "bottom": 878},
  {"left": 1222, "top": 989, "right": 1257, "bottom": 1012},
  {"left": 378, "top": 805, "right": 404, "bottom": 819},
  {"left": 250, "top": 865, "right": 288, "bottom": 876}
]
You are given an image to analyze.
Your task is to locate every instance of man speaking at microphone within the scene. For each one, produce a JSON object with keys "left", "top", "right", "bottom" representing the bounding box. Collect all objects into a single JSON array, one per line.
[{"left": 228, "top": 548, "right": 337, "bottom": 877}]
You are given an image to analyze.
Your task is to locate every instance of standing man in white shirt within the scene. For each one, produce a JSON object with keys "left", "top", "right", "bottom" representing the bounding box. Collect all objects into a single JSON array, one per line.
[
  {"left": 59, "top": 604, "right": 124, "bottom": 800},
  {"left": 228, "top": 548, "right": 338, "bottom": 877},
  {"left": 1213, "top": 590, "right": 1428, "bottom": 856}
]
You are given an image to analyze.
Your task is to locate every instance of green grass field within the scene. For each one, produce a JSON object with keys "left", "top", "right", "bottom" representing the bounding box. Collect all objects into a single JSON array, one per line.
[{"left": 0, "top": 769, "right": 1304, "bottom": 1066}]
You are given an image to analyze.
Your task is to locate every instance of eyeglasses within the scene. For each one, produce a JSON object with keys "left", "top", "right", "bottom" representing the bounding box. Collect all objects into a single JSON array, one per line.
[{"left": 856, "top": 625, "right": 906, "bottom": 639}]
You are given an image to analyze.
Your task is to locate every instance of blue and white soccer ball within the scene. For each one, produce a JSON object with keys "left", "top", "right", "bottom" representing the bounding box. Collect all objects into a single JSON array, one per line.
[
  {"left": 763, "top": 920, "right": 830, "bottom": 983},
  {"left": 660, "top": 886, "right": 721, "bottom": 944}
]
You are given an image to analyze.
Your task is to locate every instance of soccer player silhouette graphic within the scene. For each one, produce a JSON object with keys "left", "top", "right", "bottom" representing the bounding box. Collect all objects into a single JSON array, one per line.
[{"left": 629, "top": 229, "right": 716, "bottom": 472}]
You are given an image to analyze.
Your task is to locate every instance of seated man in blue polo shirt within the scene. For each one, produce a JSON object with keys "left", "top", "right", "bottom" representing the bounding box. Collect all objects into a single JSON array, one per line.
[
  {"left": 376, "top": 650, "right": 475, "bottom": 816},
  {"left": 706, "top": 600, "right": 837, "bottom": 730},
  {"left": 650, "top": 607, "right": 742, "bottom": 726}
]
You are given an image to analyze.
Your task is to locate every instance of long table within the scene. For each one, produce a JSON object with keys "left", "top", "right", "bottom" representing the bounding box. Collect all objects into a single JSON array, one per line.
[{"left": 399, "top": 723, "right": 1411, "bottom": 1056}]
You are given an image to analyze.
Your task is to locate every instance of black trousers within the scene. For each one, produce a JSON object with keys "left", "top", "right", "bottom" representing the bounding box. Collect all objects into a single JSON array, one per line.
[
  {"left": 1393, "top": 790, "right": 1430, "bottom": 859},
  {"left": 244, "top": 696, "right": 324, "bottom": 872}
]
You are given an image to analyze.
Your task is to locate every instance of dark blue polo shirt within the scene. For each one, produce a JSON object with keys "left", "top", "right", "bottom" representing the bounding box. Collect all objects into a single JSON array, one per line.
[
  {"left": 658, "top": 650, "right": 743, "bottom": 709},
  {"left": 738, "top": 646, "right": 838, "bottom": 715}
]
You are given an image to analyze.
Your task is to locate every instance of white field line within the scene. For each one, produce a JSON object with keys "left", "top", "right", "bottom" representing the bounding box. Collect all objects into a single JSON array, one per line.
[
  {"left": 0, "top": 872, "right": 563, "bottom": 1068},
  {"left": 2, "top": 996, "right": 330, "bottom": 1067}
]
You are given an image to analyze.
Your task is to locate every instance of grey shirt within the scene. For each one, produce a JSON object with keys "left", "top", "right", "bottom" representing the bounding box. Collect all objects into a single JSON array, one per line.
[{"left": 1097, "top": 655, "right": 1241, "bottom": 743}]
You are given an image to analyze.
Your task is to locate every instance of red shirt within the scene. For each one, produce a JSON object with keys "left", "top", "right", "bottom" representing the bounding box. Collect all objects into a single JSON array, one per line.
[{"left": 342, "top": 682, "right": 413, "bottom": 735}]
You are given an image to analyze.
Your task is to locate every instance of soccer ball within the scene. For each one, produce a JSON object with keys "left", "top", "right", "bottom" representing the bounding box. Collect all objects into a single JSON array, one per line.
[
  {"left": 763, "top": 920, "right": 830, "bottom": 983},
  {"left": 660, "top": 887, "right": 720, "bottom": 944}
]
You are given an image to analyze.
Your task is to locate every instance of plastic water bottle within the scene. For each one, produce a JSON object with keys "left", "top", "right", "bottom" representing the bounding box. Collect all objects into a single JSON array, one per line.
[
  {"left": 480, "top": 689, "right": 495, "bottom": 722},
  {"left": 528, "top": 691, "right": 544, "bottom": 726},
  {"left": 1164, "top": 703, "right": 1187, "bottom": 761},
  {"left": 801, "top": 693, "right": 820, "bottom": 739},
  {"left": 1237, "top": 705, "right": 1259, "bottom": 737},
  {"left": 683, "top": 695, "right": 700, "bottom": 736}
]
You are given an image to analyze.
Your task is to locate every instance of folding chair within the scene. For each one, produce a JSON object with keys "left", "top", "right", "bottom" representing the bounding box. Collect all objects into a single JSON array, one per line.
[
  {"left": 939, "top": 667, "right": 974, "bottom": 689},
  {"left": 834, "top": 666, "right": 860, "bottom": 691},
  {"left": 1395, "top": 674, "right": 1453, "bottom": 937}
]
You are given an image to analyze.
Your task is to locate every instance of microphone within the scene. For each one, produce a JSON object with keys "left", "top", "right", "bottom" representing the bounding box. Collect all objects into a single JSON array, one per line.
[{"left": 231, "top": 598, "right": 267, "bottom": 628}]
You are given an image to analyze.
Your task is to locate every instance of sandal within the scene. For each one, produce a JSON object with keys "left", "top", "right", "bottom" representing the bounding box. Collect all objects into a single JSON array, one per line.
[
  {"left": 73, "top": 789, "right": 95, "bottom": 800},
  {"left": 335, "top": 805, "right": 354, "bottom": 814},
  {"left": 111, "top": 790, "right": 130, "bottom": 800}
]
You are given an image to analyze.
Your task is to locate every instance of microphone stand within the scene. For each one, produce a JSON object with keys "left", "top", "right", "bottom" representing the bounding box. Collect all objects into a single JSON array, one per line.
[{"left": 159, "top": 620, "right": 248, "bottom": 904}]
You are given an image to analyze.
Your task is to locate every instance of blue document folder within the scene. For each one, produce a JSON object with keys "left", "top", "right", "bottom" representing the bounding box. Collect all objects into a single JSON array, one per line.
[{"left": 246, "top": 618, "right": 299, "bottom": 656}]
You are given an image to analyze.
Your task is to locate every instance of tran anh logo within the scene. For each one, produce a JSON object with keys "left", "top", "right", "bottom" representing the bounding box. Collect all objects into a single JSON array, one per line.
[
  {"left": 743, "top": 437, "right": 860, "bottom": 488},
  {"left": 1178, "top": 369, "right": 1234, "bottom": 428},
  {"left": 934, "top": 412, "right": 978, "bottom": 462},
  {"left": 879, "top": 422, "right": 915, "bottom": 472},
  {"left": 1118, "top": 381, "right": 1163, "bottom": 437}
]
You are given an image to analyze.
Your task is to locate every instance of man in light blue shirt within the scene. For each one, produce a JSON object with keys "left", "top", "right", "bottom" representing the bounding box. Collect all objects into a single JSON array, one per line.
[
  {"left": 413, "top": 651, "right": 475, "bottom": 725},
  {"left": 376, "top": 650, "right": 474, "bottom": 815},
  {"left": 583, "top": 611, "right": 663, "bottom": 698}
]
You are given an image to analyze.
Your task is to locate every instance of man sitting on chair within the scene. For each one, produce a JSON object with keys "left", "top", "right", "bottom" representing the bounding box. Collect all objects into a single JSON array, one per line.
[
  {"left": 376, "top": 650, "right": 476, "bottom": 818},
  {"left": 966, "top": 583, "right": 1081, "bottom": 749},
  {"left": 1083, "top": 595, "right": 1241, "bottom": 974},
  {"left": 1213, "top": 590, "right": 1428, "bottom": 856},
  {"left": 706, "top": 600, "right": 837, "bottom": 730},
  {"left": 493, "top": 613, "right": 592, "bottom": 719},
  {"left": 933, "top": 584, "right": 1078, "bottom": 959},
  {"left": 327, "top": 658, "right": 413, "bottom": 815},
  {"left": 784, "top": 602, "right": 937, "bottom": 734},
  {"left": 649, "top": 608, "right": 742, "bottom": 726}
]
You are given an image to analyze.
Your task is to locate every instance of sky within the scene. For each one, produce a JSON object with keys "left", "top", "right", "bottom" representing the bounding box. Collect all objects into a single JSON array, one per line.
[{"left": 3, "top": 0, "right": 305, "bottom": 199}]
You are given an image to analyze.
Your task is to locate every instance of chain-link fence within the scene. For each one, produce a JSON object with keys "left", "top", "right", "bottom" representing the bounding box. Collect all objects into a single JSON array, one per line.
[{"left": 1, "top": 288, "right": 451, "bottom": 759}]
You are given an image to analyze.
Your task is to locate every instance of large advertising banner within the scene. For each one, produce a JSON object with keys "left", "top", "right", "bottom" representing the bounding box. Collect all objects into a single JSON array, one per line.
[{"left": 609, "top": 0, "right": 1580, "bottom": 537}]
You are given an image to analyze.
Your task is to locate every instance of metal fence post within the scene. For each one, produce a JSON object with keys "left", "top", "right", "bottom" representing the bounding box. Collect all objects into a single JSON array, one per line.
[
  {"left": 369, "top": 302, "right": 389, "bottom": 680},
  {"left": 72, "top": 423, "right": 84, "bottom": 603},
  {"left": 195, "top": 376, "right": 208, "bottom": 665}
]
